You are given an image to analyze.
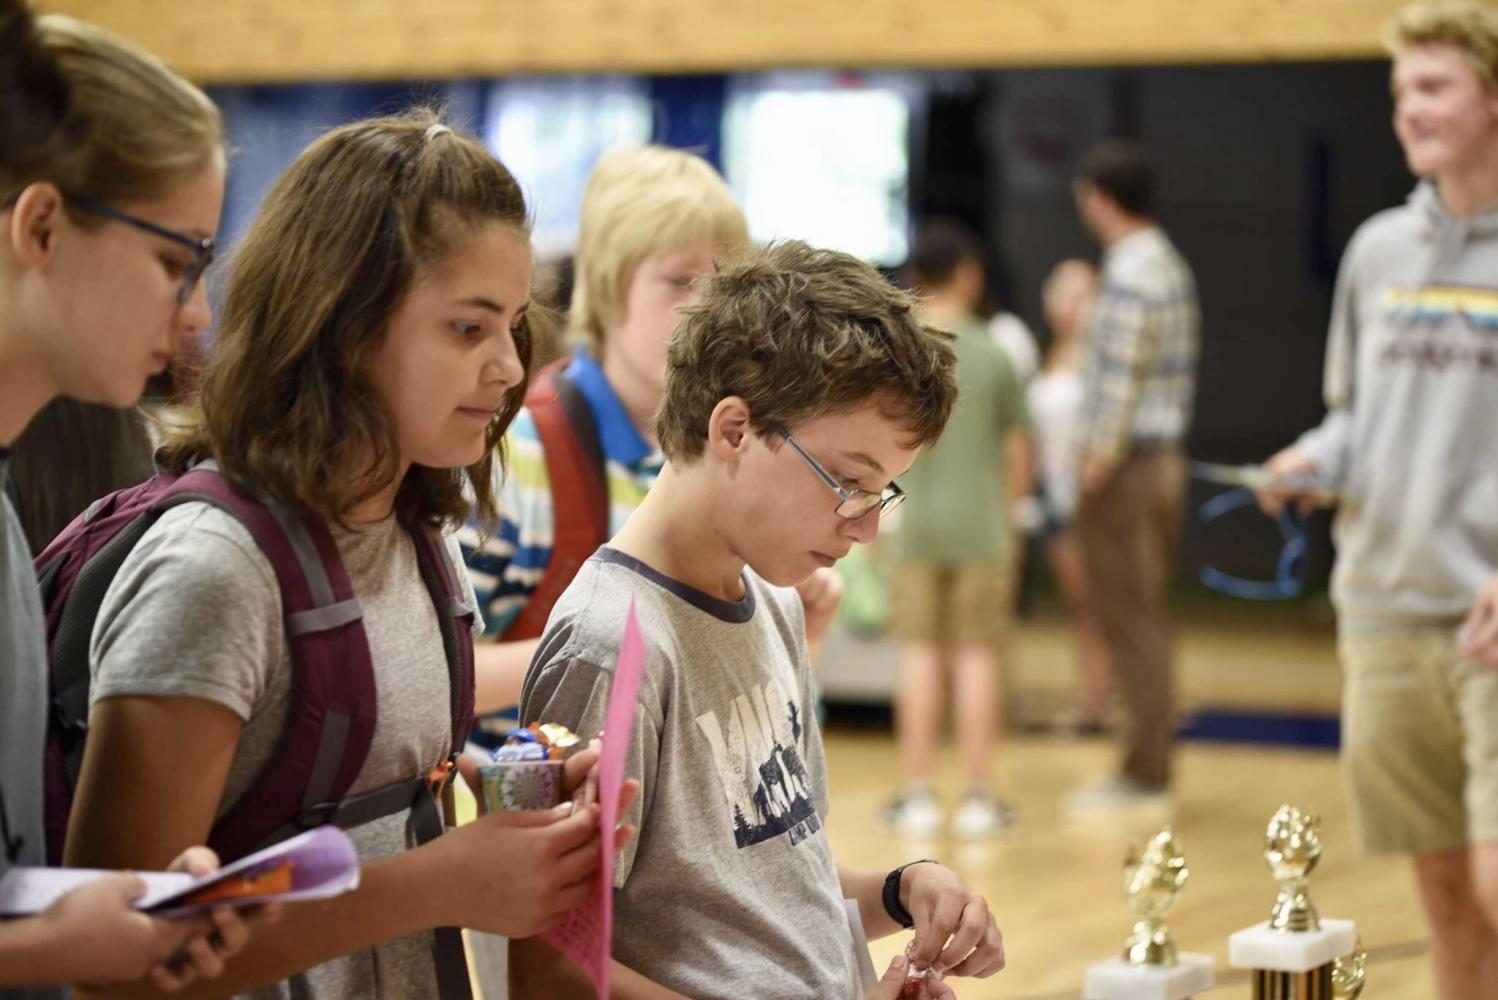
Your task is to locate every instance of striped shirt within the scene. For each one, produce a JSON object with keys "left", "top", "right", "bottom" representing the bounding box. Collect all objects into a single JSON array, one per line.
[
  {"left": 1077, "top": 226, "right": 1200, "bottom": 460},
  {"left": 457, "top": 350, "right": 664, "bottom": 635}
]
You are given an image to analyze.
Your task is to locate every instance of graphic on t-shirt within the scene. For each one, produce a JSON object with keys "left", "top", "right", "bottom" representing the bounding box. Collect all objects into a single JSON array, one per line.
[
  {"left": 1384, "top": 285, "right": 1498, "bottom": 330},
  {"left": 695, "top": 678, "right": 822, "bottom": 849},
  {"left": 1379, "top": 286, "right": 1498, "bottom": 377}
]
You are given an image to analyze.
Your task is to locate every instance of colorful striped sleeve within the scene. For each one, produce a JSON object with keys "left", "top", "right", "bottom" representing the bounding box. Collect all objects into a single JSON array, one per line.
[{"left": 457, "top": 409, "right": 556, "bottom": 635}]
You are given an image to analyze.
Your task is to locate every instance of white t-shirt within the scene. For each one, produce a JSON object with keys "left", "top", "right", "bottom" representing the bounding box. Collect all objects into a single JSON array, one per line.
[{"left": 1028, "top": 367, "right": 1083, "bottom": 522}]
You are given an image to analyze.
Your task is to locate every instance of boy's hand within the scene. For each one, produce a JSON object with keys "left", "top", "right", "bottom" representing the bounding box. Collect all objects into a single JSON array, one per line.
[
  {"left": 796, "top": 568, "right": 844, "bottom": 648},
  {"left": 902, "top": 864, "right": 1004, "bottom": 979},
  {"left": 1461, "top": 573, "right": 1498, "bottom": 669},
  {"left": 1255, "top": 446, "right": 1319, "bottom": 519},
  {"left": 863, "top": 955, "right": 957, "bottom": 999}
]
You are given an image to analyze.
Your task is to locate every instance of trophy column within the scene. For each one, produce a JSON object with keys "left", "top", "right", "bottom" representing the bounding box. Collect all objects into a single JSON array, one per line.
[
  {"left": 1228, "top": 805, "right": 1367, "bottom": 1000},
  {"left": 1084, "top": 828, "right": 1214, "bottom": 1000}
]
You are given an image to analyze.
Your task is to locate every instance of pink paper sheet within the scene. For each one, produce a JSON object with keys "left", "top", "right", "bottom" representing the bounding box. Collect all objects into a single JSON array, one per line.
[{"left": 542, "top": 599, "right": 645, "bottom": 998}]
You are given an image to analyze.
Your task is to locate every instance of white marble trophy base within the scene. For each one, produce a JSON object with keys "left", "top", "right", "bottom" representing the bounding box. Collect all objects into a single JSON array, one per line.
[
  {"left": 1228, "top": 918, "right": 1356, "bottom": 973},
  {"left": 1084, "top": 954, "right": 1215, "bottom": 999}
]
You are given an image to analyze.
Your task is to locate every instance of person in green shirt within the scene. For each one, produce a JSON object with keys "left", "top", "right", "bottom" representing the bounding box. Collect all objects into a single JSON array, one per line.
[{"left": 885, "top": 219, "right": 1031, "bottom": 840}]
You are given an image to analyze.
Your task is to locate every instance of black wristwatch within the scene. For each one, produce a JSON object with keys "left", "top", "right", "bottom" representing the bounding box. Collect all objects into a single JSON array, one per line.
[{"left": 882, "top": 859, "right": 937, "bottom": 929}]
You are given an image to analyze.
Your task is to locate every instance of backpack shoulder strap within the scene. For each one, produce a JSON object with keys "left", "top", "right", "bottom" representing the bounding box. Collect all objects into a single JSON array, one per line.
[
  {"left": 150, "top": 472, "right": 381, "bottom": 862},
  {"left": 410, "top": 526, "right": 476, "bottom": 753},
  {"left": 552, "top": 371, "right": 609, "bottom": 541},
  {"left": 40, "top": 468, "right": 380, "bottom": 864},
  {"left": 502, "top": 360, "right": 610, "bottom": 641}
]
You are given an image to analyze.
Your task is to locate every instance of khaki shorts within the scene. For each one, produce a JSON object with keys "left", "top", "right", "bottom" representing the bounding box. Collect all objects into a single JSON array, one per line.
[
  {"left": 1340, "top": 626, "right": 1498, "bottom": 855},
  {"left": 889, "top": 561, "right": 1013, "bottom": 645}
]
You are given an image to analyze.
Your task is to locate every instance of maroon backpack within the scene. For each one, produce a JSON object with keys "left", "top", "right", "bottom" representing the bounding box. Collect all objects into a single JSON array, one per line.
[
  {"left": 35, "top": 466, "right": 475, "bottom": 860},
  {"left": 36, "top": 466, "right": 478, "bottom": 997}
]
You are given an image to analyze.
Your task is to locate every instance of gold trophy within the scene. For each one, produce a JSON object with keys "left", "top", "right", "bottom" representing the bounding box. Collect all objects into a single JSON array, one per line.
[
  {"left": 1265, "top": 805, "right": 1321, "bottom": 933},
  {"left": 1123, "top": 828, "right": 1189, "bottom": 966},
  {"left": 1085, "top": 828, "right": 1213, "bottom": 999},
  {"left": 1229, "top": 805, "right": 1364, "bottom": 1000}
]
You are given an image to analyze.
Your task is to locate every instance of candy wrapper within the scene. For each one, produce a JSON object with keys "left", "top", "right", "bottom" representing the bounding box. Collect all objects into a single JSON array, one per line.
[
  {"left": 900, "top": 964, "right": 947, "bottom": 999},
  {"left": 478, "top": 724, "right": 577, "bottom": 812},
  {"left": 900, "top": 944, "right": 944, "bottom": 999}
]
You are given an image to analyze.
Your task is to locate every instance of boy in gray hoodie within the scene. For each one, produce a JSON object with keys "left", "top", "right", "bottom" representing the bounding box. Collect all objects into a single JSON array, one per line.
[{"left": 1259, "top": 3, "right": 1498, "bottom": 997}]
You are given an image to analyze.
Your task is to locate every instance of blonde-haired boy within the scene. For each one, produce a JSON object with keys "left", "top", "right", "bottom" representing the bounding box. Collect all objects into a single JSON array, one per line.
[
  {"left": 1260, "top": 3, "right": 1498, "bottom": 996},
  {"left": 459, "top": 146, "right": 756, "bottom": 719}
]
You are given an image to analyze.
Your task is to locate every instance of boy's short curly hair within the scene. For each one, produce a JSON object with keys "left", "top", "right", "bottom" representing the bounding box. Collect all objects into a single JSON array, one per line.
[{"left": 656, "top": 240, "right": 958, "bottom": 462}]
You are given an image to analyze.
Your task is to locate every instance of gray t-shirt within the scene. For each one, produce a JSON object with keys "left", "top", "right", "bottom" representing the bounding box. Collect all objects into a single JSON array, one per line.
[
  {"left": 520, "top": 548, "right": 863, "bottom": 1000},
  {"left": 91, "top": 503, "right": 478, "bottom": 1000},
  {"left": 0, "top": 454, "right": 64, "bottom": 1000}
]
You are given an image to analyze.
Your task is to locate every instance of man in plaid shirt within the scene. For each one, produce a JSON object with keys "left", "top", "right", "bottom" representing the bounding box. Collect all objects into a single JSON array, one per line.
[{"left": 1068, "top": 140, "right": 1199, "bottom": 811}]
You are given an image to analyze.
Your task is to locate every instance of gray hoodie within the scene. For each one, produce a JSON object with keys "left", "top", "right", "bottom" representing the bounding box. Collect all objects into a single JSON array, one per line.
[{"left": 1297, "top": 181, "right": 1498, "bottom": 631}]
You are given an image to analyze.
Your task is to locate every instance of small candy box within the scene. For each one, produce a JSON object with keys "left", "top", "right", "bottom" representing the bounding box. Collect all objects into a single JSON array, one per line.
[
  {"left": 478, "top": 723, "right": 579, "bottom": 812},
  {"left": 899, "top": 947, "right": 943, "bottom": 1000},
  {"left": 900, "top": 966, "right": 933, "bottom": 1000}
]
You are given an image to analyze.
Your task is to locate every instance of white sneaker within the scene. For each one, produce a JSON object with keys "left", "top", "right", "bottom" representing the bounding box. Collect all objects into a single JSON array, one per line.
[
  {"left": 1064, "top": 775, "right": 1172, "bottom": 818},
  {"left": 883, "top": 789, "right": 942, "bottom": 838},
  {"left": 951, "top": 793, "right": 1016, "bottom": 839}
]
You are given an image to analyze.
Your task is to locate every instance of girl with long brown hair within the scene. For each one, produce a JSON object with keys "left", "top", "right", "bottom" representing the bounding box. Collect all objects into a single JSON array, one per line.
[{"left": 65, "top": 109, "right": 626, "bottom": 999}]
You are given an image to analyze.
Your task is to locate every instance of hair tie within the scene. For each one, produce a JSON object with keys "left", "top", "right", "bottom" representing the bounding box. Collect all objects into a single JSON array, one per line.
[{"left": 424, "top": 123, "right": 451, "bottom": 142}]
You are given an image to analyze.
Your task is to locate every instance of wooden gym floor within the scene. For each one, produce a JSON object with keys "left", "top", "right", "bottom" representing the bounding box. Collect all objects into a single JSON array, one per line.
[{"left": 819, "top": 609, "right": 1432, "bottom": 999}]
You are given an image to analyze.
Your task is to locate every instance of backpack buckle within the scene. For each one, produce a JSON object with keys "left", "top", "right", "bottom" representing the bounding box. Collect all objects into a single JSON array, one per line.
[
  {"left": 295, "top": 801, "right": 340, "bottom": 830},
  {"left": 427, "top": 752, "right": 459, "bottom": 795}
]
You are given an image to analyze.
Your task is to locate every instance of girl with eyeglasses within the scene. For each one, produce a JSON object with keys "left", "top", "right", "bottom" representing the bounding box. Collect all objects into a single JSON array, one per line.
[{"left": 0, "top": 7, "right": 255, "bottom": 996}]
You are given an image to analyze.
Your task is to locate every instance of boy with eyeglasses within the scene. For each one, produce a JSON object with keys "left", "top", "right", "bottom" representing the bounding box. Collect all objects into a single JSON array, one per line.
[{"left": 511, "top": 241, "right": 1006, "bottom": 999}]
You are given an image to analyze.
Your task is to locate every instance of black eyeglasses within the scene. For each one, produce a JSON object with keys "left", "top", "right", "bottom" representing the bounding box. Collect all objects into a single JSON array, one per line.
[
  {"left": 777, "top": 428, "right": 905, "bottom": 520},
  {"left": 63, "top": 193, "right": 214, "bottom": 304}
]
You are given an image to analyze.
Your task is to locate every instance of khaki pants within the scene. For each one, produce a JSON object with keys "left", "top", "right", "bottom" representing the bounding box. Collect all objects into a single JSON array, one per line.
[
  {"left": 1076, "top": 446, "right": 1186, "bottom": 787},
  {"left": 1340, "top": 626, "right": 1498, "bottom": 855},
  {"left": 889, "top": 560, "right": 1014, "bottom": 645}
]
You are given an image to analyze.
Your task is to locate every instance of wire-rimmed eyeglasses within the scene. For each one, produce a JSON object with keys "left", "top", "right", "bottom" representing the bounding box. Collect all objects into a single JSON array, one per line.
[{"left": 777, "top": 428, "right": 905, "bottom": 520}]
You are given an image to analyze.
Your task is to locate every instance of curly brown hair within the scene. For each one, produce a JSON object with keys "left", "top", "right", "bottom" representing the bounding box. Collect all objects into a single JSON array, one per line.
[
  {"left": 157, "top": 108, "right": 532, "bottom": 531},
  {"left": 656, "top": 240, "right": 957, "bottom": 462}
]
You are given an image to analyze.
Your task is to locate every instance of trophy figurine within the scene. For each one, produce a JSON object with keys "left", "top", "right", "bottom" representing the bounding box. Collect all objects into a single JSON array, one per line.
[
  {"left": 1265, "top": 805, "right": 1321, "bottom": 933},
  {"left": 1228, "top": 805, "right": 1363, "bottom": 1000},
  {"left": 1122, "top": 828, "right": 1189, "bottom": 966},
  {"left": 1085, "top": 828, "right": 1213, "bottom": 999}
]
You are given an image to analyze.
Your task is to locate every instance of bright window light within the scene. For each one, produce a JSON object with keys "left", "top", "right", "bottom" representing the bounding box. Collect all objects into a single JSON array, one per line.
[
  {"left": 485, "top": 77, "right": 652, "bottom": 259},
  {"left": 724, "top": 77, "right": 912, "bottom": 266}
]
